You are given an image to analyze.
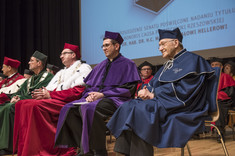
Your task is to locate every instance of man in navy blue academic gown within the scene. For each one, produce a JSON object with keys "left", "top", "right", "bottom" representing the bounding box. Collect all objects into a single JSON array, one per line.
[
  {"left": 54, "top": 31, "right": 140, "bottom": 155},
  {"left": 107, "top": 28, "right": 215, "bottom": 156}
]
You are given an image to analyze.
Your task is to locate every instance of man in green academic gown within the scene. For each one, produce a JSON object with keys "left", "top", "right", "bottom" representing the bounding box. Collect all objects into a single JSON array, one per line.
[{"left": 0, "top": 51, "right": 53, "bottom": 155}]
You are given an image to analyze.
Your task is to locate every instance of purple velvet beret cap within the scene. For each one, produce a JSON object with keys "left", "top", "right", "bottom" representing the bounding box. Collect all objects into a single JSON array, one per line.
[{"left": 104, "top": 31, "right": 124, "bottom": 45}]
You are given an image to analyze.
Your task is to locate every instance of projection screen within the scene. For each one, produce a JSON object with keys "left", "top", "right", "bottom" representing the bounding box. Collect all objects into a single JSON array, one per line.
[{"left": 80, "top": 0, "right": 235, "bottom": 65}]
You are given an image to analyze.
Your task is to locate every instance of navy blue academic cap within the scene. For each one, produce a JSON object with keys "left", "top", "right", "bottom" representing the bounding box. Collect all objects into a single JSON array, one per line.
[
  {"left": 158, "top": 27, "right": 183, "bottom": 43},
  {"left": 209, "top": 57, "right": 223, "bottom": 64},
  {"left": 104, "top": 31, "right": 124, "bottom": 45},
  {"left": 138, "top": 61, "right": 154, "bottom": 70}
]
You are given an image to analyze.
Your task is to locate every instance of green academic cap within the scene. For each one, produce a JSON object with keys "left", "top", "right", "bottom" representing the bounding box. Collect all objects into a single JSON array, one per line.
[{"left": 32, "top": 51, "right": 48, "bottom": 64}]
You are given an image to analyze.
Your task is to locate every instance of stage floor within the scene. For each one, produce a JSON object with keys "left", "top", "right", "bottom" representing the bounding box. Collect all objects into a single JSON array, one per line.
[
  {"left": 106, "top": 128, "right": 235, "bottom": 156},
  {"left": 5, "top": 127, "right": 235, "bottom": 156}
]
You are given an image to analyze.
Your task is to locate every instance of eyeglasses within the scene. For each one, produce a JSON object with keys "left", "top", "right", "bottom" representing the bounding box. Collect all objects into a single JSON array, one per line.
[
  {"left": 141, "top": 68, "right": 152, "bottom": 71},
  {"left": 60, "top": 52, "right": 74, "bottom": 56},
  {"left": 101, "top": 43, "right": 112, "bottom": 49},
  {"left": 158, "top": 39, "right": 175, "bottom": 49}
]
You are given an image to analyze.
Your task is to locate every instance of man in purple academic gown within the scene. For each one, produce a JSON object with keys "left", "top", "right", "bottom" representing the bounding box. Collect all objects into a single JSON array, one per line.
[
  {"left": 107, "top": 28, "right": 216, "bottom": 156},
  {"left": 55, "top": 31, "right": 140, "bottom": 155}
]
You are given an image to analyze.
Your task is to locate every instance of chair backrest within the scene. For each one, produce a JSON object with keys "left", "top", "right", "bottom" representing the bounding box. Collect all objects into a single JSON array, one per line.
[{"left": 205, "top": 67, "right": 221, "bottom": 122}]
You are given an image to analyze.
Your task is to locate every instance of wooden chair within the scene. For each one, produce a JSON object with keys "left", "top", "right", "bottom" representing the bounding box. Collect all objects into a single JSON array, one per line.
[
  {"left": 105, "top": 117, "right": 113, "bottom": 149},
  {"left": 228, "top": 108, "right": 235, "bottom": 140},
  {"left": 181, "top": 67, "right": 229, "bottom": 156}
]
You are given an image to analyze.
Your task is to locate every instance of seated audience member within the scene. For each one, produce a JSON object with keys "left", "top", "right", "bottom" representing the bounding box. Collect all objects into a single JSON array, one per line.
[
  {"left": 135, "top": 61, "right": 154, "bottom": 97},
  {"left": 0, "top": 57, "right": 26, "bottom": 104},
  {"left": 23, "top": 69, "right": 34, "bottom": 79},
  {"left": 13, "top": 43, "right": 92, "bottom": 156},
  {"left": 54, "top": 31, "right": 140, "bottom": 156},
  {"left": 0, "top": 72, "right": 6, "bottom": 82},
  {"left": 0, "top": 51, "right": 53, "bottom": 155},
  {"left": 223, "top": 61, "right": 235, "bottom": 80},
  {"left": 107, "top": 28, "right": 216, "bottom": 156},
  {"left": 210, "top": 57, "right": 235, "bottom": 142},
  {"left": 224, "top": 61, "right": 235, "bottom": 127},
  {"left": 46, "top": 63, "right": 60, "bottom": 75}
]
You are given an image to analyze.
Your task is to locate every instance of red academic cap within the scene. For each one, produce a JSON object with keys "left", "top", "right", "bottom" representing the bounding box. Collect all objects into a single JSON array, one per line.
[
  {"left": 63, "top": 43, "right": 80, "bottom": 59},
  {"left": 3, "top": 57, "right": 21, "bottom": 68}
]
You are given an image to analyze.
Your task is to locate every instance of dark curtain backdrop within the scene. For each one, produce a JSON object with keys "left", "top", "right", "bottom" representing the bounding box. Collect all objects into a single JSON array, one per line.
[{"left": 0, "top": 0, "right": 80, "bottom": 74}]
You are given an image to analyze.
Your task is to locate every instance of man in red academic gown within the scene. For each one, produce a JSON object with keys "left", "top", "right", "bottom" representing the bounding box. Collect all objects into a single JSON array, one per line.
[
  {"left": 0, "top": 51, "right": 54, "bottom": 155},
  {"left": 135, "top": 61, "right": 154, "bottom": 97},
  {"left": 0, "top": 57, "right": 26, "bottom": 104},
  {"left": 13, "top": 43, "right": 92, "bottom": 156}
]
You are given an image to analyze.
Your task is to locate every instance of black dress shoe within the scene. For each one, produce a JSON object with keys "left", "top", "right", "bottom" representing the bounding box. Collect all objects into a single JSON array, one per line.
[
  {"left": 76, "top": 151, "right": 94, "bottom": 156},
  {"left": 94, "top": 149, "right": 108, "bottom": 156},
  {"left": 191, "top": 134, "right": 200, "bottom": 140}
]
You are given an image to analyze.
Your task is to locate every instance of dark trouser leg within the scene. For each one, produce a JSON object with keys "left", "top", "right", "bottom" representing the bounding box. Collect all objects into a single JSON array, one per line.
[
  {"left": 7, "top": 104, "right": 15, "bottom": 152},
  {"left": 89, "top": 98, "right": 117, "bottom": 151},
  {"left": 114, "top": 131, "right": 131, "bottom": 155},
  {"left": 89, "top": 112, "right": 106, "bottom": 150},
  {"left": 130, "top": 132, "right": 153, "bottom": 156},
  {"left": 216, "top": 99, "right": 233, "bottom": 134},
  {"left": 114, "top": 131, "right": 153, "bottom": 156},
  {"left": 56, "top": 106, "right": 83, "bottom": 147}
]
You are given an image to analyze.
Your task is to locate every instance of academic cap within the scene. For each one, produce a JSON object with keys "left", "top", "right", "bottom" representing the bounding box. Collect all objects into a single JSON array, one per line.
[
  {"left": 24, "top": 69, "right": 34, "bottom": 75},
  {"left": 138, "top": 61, "right": 154, "bottom": 70},
  {"left": 209, "top": 57, "right": 223, "bottom": 64},
  {"left": 47, "top": 64, "right": 60, "bottom": 73},
  {"left": 3, "top": 57, "right": 21, "bottom": 69},
  {"left": 104, "top": 31, "right": 124, "bottom": 45},
  {"left": 64, "top": 43, "right": 80, "bottom": 59},
  {"left": 32, "top": 51, "right": 48, "bottom": 64},
  {"left": 158, "top": 27, "right": 183, "bottom": 43}
]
